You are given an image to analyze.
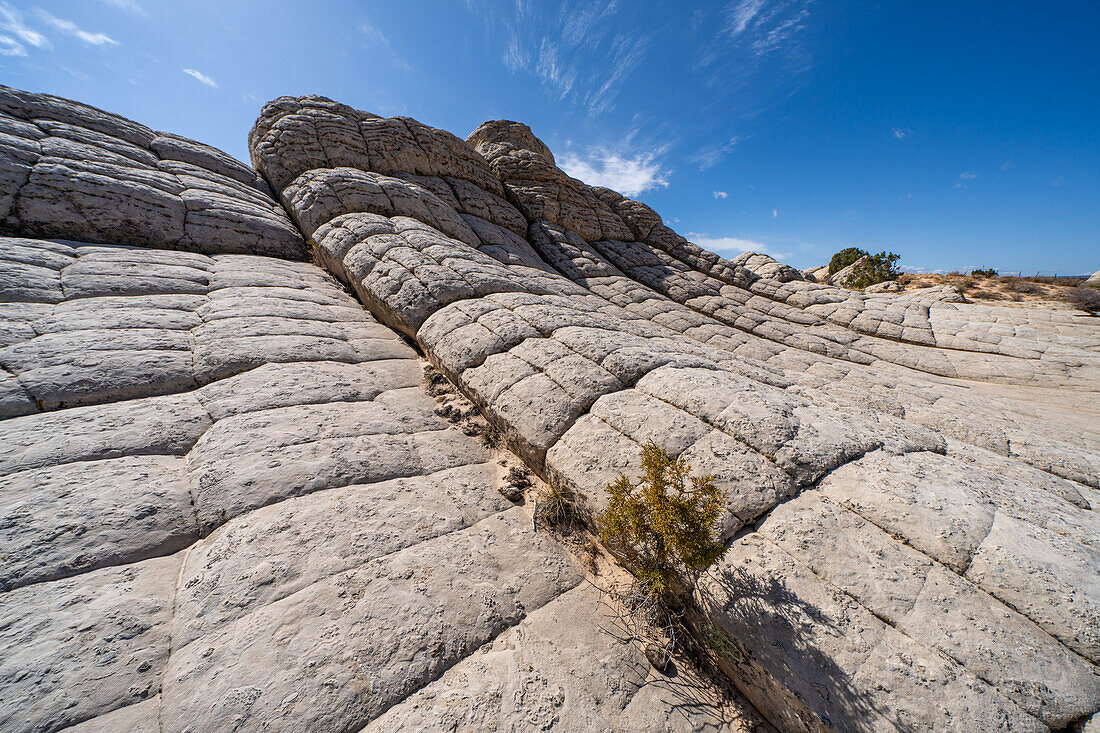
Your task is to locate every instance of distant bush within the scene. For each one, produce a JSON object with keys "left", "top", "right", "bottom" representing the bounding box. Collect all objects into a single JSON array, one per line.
[
  {"left": 598, "top": 441, "right": 728, "bottom": 604},
  {"left": 828, "top": 247, "right": 869, "bottom": 276},
  {"left": 1003, "top": 278, "right": 1042, "bottom": 294},
  {"left": 971, "top": 268, "right": 998, "bottom": 278},
  {"left": 846, "top": 251, "right": 901, "bottom": 289},
  {"left": 1069, "top": 286, "right": 1100, "bottom": 315}
]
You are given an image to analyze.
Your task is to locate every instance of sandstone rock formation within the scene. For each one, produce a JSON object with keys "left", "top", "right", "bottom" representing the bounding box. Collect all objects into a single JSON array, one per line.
[
  {"left": 802, "top": 264, "right": 828, "bottom": 282},
  {"left": 1, "top": 86, "right": 1098, "bottom": 732},
  {"left": 0, "top": 86, "right": 303, "bottom": 259}
]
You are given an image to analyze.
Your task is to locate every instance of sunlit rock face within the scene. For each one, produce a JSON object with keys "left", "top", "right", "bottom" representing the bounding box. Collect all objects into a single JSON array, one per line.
[{"left": 1, "top": 86, "right": 1098, "bottom": 733}]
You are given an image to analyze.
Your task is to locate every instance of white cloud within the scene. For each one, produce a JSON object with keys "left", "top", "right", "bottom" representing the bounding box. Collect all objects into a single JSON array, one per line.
[
  {"left": 955, "top": 171, "right": 978, "bottom": 188},
  {"left": 559, "top": 149, "right": 669, "bottom": 197},
  {"left": 0, "top": 2, "right": 49, "bottom": 56},
  {"left": 772, "top": 208, "right": 778, "bottom": 218},
  {"left": 100, "top": 0, "right": 148, "bottom": 17},
  {"left": 35, "top": 9, "right": 118, "bottom": 47},
  {"left": 713, "top": 190, "right": 728, "bottom": 199},
  {"left": 687, "top": 231, "right": 790, "bottom": 260},
  {"left": 182, "top": 68, "right": 217, "bottom": 88},
  {"left": 892, "top": 127, "right": 910, "bottom": 139}
]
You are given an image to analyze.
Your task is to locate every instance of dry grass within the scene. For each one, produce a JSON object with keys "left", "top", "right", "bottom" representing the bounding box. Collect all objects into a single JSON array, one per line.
[{"left": 903, "top": 272, "right": 1094, "bottom": 311}]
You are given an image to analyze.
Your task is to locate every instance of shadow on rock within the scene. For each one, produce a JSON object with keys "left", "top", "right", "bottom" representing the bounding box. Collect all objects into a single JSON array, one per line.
[{"left": 693, "top": 564, "right": 917, "bottom": 733}]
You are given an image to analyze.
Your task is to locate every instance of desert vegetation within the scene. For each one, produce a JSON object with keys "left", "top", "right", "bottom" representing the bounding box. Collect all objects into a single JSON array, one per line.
[
  {"left": 902, "top": 271, "right": 1098, "bottom": 312},
  {"left": 598, "top": 442, "right": 728, "bottom": 606},
  {"left": 827, "top": 247, "right": 902, "bottom": 288},
  {"left": 827, "top": 246, "right": 868, "bottom": 276}
]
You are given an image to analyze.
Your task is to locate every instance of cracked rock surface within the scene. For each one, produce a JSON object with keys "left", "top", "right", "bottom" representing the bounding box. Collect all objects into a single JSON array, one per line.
[
  {"left": 253, "top": 95, "right": 1099, "bottom": 732},
  {"left": 0, "top": 235, "right": 739, "bottom": 733},
  {"left": 2, "top": 86, "right": 1098, "bottom": 732}
]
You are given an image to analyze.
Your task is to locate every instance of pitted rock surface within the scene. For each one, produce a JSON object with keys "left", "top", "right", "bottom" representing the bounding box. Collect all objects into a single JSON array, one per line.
[{"left": 2, "top": 86, "right": 1098, "bottom": 733}]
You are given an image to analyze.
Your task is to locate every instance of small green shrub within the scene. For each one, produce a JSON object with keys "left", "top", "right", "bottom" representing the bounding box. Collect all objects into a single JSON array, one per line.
[
  {"left": 598, "top": 442, "right": 728, "bottom": 604},
  {"left": 971, "top": 268, "right": 998, "bottom": 278},
  {"left": 846, "top": 251, "right": 901, "bottom": 289},
  {"left": 827, "top": 247, "right": 869, "bottom": 276}
]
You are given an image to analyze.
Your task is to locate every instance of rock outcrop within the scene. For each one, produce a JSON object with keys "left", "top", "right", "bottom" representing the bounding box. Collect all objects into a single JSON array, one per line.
[
  {"left": 2, "top": 87, "right": 1098, "bottom": 733},
  {"left": 0, "top": 86, "right": 304, "bottom": 259}
]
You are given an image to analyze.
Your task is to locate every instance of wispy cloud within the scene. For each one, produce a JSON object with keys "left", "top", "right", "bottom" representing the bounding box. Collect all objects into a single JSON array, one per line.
[
  {"left": 358, "top": 19, "right": 410, "bottom": 71},
  {"left": 713, "top": 190, "right": 728, "bottom": 199},
  {"left": 892, "top": 127, "right": 910, "bottom": 140},
  {"left": 724, "top": 0, "right": 767, "bottom": 37},
  {"left": 535, "top": 39, "right": 576, "bottom": 100},
  {"left": 583, "top": 33, "right": 650, "bottom": 114},
  {"left": 182, "top": 68, "right": 217, "bottom": 88},
  {"left": 468, "top": 0, "right": 644, "bottom": 115},
  {"left": 688, "top": 136, "right": 742, "bottom": 170},
  {"left": 99, "top": 0, "right": 147, "bottom": 17},
  {"left": 955, "top": 171, "right": 978, "bottom": 188},
  {"left": 750, "top": 5, "right": 811, "bottom": 57},
  {"left": 559, "top": 149, "right": 670, "bottom": 197},
  {"left": 562, "top": 0, "right": 620, "bottom": 45},
  {"left": 688, "top": 1, "right": 816, "bottom": 170},
  {"left": 772, "top": 208, "right": 779, "bottom": 217},
  {"left": 35, "top": 9, "right": 118, "bottom": 47},
  {"left": 0, "top": 2, "right": 49, "bottom": 56},
  {"left": 503, "top": 34, "right": 527, "bottom": 72},
  {"left": 719, "top": 0, "right": 813, "bottom": 59},
  {"left": 687, "top": 231, "right": 790, "bottom": 260}
]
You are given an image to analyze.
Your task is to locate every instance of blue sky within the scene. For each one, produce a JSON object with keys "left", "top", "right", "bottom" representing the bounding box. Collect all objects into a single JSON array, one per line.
[{"left": 2, "top": 0, "right": 1097, "bottom": 274}]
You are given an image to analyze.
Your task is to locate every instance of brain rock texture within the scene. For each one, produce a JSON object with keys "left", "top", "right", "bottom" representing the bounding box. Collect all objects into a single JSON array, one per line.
[{"left": 1, "top": 85, "right": 1098, "bottom": 733}]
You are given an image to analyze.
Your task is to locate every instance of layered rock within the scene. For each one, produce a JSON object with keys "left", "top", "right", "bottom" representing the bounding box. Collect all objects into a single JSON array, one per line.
[
  {"left": 0, "top": 85, "right": 304, "bottom": 258},
  {"left": 250, "top": 93, "right": 1100, "bottom": 732},
  {"left": 2, "top": 87, "right": 1098, "bottom": 732}
]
